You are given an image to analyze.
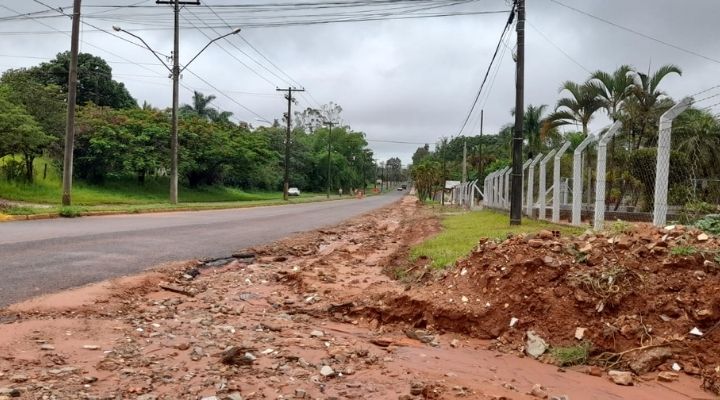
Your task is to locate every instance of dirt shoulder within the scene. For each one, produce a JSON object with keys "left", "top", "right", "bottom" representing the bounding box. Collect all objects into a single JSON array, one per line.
[{"left": 0, "top": 197, "right": 714, "bottom": 399}]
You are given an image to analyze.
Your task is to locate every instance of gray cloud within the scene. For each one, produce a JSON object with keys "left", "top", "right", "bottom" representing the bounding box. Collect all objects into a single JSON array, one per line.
[{"left": 1, "top": 0, "right": 718, "bottom": 166}]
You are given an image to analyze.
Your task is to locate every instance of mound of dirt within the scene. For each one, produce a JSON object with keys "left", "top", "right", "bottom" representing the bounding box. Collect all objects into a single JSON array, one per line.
[{"left": 359, "top": 223, "right": 720, "bottom": 392}]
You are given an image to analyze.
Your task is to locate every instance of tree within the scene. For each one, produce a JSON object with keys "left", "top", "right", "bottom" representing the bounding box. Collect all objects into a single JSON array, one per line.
[
  {"left": 412, "top": 144, "right": 431, "bottom": 166},
  {"left": 179, "top": 91, "right": 233, "bottom": 124},
  {"left": 385, "top": 157, "right": 402, "bottom": 184},
  {"left": 624, "top": 64, "right": 682, "bottom": 148},
  {"left": 545, "top": 81, "right": 604, "bottom": 136},
  {"left": 0, "top": 86, "right": 53, "bottom": 181},
  {"left": 1, "top": 68, "right": 66, "bottom": 158},
  {"left": 411, "top": 159, "right": 441, "bottom": 202},
  {"left": 588, "top": 65, "right": 634, "bottom": 121},
  {"left": 30, "top": 52, "right": 137, "bottom": 109}
]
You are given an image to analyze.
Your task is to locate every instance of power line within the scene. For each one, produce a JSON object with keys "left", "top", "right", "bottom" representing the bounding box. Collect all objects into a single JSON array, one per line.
[
  {"left": 31, "top": 0, "right": 171, "bottom": 58},
  {"left": 180, "top": 11, "right": 278, "bottom": 87},
  {"left": 527, "top": 20, "right": 590, "bottom": 74},
  {"left": 548, "top": 0, "right": 720, "bottom": 65},
  {"left": 204, "top": 2, "right": 304, "bottom": 89},
  {"left": 0, "top": 4, "right": 168, "bottom": 78},
  {"left": 456, "top": 3, "right": 515, "bottom": 135},
  {"left": 183, "top": 68, "right": 272, "bottom": 122}
]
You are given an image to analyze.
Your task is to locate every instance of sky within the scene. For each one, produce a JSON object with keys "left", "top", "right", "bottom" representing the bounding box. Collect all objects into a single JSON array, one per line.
[{"left": 1, "top": 0, "right": 719, "bottom": 166}]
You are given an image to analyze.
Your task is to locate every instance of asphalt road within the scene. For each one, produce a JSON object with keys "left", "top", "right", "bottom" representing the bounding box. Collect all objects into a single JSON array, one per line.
[{"left": 0, "top": 192, "right": 404, "bottom": 307}]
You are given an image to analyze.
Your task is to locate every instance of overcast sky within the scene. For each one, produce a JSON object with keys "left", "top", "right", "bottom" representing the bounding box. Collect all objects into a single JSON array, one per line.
[{"left": 1, "top": 0, "right": 719, "bottom": 165}]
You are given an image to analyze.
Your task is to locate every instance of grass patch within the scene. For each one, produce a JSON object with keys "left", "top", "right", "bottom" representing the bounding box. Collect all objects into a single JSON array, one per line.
[
  {"left": 551, "top": 343, "right": 592, "bottom": 366},
  {"left": 58, "top": 206, "right": 83, "bottom": 218},
  {"left": 411, "top": 209, "right": 583, "bottom": 269},
  {"left": 670, "top": 245, "right": 698, "bottom": 256}
]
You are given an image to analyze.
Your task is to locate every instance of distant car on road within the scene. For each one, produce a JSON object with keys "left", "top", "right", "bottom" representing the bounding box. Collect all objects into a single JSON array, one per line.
[
  {"left": 396, "top": 187, "right": 404, "bottom": 191},
  {"left": 288, "top": 187, "right": 300, "bottom": 196}
]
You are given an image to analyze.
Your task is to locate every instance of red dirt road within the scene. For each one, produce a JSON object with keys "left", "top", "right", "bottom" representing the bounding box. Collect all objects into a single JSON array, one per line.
[{"left": 0, "top": 197, "right": 714, "bottom": 399}]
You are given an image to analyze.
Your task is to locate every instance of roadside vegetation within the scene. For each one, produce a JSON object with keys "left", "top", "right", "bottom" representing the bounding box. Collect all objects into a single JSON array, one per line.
[
  {"left": 411, "top": 209, "right": 583, "bottom": 269},
  {"left": 0, "top": 52, "right": 407, "bottom": 214}
]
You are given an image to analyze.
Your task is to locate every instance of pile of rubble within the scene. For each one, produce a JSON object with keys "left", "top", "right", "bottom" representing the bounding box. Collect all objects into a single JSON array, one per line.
[{"left": 362, "top": 223, "right": 720, "bottom": 392}]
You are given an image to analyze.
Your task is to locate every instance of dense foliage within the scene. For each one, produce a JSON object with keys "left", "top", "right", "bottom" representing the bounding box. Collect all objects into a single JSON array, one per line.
[
  {"left": 0, "top": 53, "right": 382, "bottom": 195},
  {"left": 410, "top": 63, "right": 719, "bottom": 212}
]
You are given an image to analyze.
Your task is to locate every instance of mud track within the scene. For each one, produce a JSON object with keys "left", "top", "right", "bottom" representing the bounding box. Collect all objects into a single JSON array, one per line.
[{"left": 0, "top": 197, "right": 713, "bottom": 399}]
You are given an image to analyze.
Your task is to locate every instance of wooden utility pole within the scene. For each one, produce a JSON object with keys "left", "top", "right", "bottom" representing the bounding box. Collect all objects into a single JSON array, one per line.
[
  {"left": 277, "top": 87, "right": 304, "bottom": 200},
  {"left": 156, "top": 0, "right": 200, "bottom": 204},
  {"left": 510, "top": 0, "right": 525, "bottom": 225},
  {"left": 324, "top": 121, "right": 335, "bottom": 198},
  {"left": 61, "top": 0, "right": 81, "bottom": 206}
]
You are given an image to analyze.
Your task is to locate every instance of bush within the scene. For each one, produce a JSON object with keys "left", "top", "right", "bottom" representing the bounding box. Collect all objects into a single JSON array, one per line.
[
  {"left": 695, "top": 214, "right": 720, "bottom": 235},
  {"left": 59, "top": 206, "right": 82, "bottom": 218}
]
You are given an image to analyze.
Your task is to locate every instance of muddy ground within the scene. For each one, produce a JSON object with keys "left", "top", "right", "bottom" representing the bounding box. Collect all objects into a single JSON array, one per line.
[{"left": 0, "top": 196, "right": 716, "bottom": 399}]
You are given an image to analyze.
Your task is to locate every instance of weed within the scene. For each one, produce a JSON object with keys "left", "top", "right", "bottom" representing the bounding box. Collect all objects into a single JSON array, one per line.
[
  {"left": 671, "top": 245, "right": 698, "bottom": 256},
  {"left": 59, "top": 206, "right": 82, "bottom": 218},
  {"left": 695, "top": 214, "right": 720, "bottom": 236},
  {"left": 551, "top": 342, "right": 592, "bottom": 366},
  {"left": 609, "top": 220, "right": 632, "bottom": 236}
]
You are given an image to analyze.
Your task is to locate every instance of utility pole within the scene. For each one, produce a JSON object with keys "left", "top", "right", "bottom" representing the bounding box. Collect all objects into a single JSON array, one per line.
[
  {"left": 277, "top": 87, "right": 304, "bottom": 200},
  {"left": 510, "top": 0, "right": 525, "bottom": 225},
  {"left": 61, "top": 0, "right": 81, "bottom": 206},
  {"left": 479, "top": 109, "right": 484, "bottom": 175},
  {"left": 462, "top": 139, "right": 468, "bottom": 183},
  {"left": 156, "top": 0, "right": 200, "bottom": 204},
  {"left": 324, "top": 121, "right": 335, "bottom": 198}
]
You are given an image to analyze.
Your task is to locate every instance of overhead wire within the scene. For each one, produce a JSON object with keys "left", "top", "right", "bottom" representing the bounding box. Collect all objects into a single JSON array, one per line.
[
  {"left": 527, "top": 20, "right": 590, "bottom": 74},
  {"left": 456, "top": 1, "right": 516, "bottom": 136},
  {"left": 548, "top": 0, "right": 720, "bottom": 65}
]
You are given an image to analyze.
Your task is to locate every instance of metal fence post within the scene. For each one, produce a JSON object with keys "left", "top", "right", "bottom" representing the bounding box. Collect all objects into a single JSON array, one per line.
[
  {"left": 572, "top": 133, "right": 598, "bottom": 225},
  {"left": 594, "top": 121, "right": 623, "bottom": 230},
  {"left": 538, "top": 149, "right": 557, "bottom": 220},
  {"left": 553, "top": 141, "right": 571, "bottom": 223},
  {"left": 653, "top": 97, "right": 692, "bottom": 226}
]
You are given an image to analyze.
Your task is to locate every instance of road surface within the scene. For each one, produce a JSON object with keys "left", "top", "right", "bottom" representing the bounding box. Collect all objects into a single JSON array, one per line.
[{"left": 0, "top": 192, "right": 404, "bottom": 307}]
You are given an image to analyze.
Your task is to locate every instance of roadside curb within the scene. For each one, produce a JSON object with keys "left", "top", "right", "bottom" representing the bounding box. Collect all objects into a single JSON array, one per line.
[{"left": 0, "top": 194, "right": 389, "bottom": 223}]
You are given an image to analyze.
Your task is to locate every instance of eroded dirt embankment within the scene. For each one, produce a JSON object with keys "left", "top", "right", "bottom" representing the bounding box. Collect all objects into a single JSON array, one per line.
[{"left": 0, "top": 197, "right": 715, "bottom": 399}]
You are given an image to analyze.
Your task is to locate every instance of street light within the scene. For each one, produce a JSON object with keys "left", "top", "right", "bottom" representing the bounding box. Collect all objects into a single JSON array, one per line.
[{"left": 113, "top": 25, "right": 241, "bottom": 204}]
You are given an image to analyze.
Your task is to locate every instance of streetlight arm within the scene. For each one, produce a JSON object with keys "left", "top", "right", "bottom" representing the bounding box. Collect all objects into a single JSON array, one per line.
[
  {"left": 180, "top": 28, "right": 241, "bottom": 73},
  {"left": 113, "top": 26, "right": 172, "bottom": 73}
]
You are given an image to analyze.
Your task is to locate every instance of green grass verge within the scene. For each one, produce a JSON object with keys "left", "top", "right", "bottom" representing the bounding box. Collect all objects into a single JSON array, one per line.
[
  {"left": 411, "top": 209, "right": 584, "bottom": 269},
  {"left": 1, "top": 156, "right": 384, "bottom": 217},
  {"left": 551, "top": 343, "right": 592, "bottom": 366}
]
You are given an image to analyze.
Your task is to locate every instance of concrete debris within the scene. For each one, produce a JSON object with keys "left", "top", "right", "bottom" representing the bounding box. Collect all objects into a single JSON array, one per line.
[
  {"left": 608, "top": 370, "right": 633, "bottom": 386},
  {"left": 525, "top": 331, "right": 548, "bottom": 359},
  {"left": 574, "top": 327, "right": 586, "bottom": 340}
]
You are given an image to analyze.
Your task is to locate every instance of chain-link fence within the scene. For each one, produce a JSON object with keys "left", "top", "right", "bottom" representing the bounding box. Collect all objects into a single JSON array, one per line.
[{"left": 482, "top": 101, "right": 720, "bottom": 229}]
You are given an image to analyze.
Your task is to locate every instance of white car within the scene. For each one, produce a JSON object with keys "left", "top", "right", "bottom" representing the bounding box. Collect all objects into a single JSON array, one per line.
[{"left": 288, "top": 187, "right": 300, "bottom": 196}]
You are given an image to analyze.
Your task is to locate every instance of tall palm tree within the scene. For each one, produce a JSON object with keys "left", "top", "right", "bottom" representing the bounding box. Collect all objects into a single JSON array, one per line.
[
  {"left": 588, "top": 65, "right": 634, "bottom": 121},
  {"left": 545, "top": 81, "right": 604, "bottom": 136},
  {"left": 626, "top": 64, "right": 682, "bottom": 148}
]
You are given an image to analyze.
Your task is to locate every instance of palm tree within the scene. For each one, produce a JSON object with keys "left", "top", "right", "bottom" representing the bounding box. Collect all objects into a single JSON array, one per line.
[
  {"left": 588, "top": 65, "right": 634, "bottom": 121},
  {"left": 626, "top": 64, "right": 682, "bottom": 148},
  {"left": 545, "top": 81, "right": 604, "bottom": 136},
  {"left": 179, "top": 91, "right": 233, "bottom": 123}
]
